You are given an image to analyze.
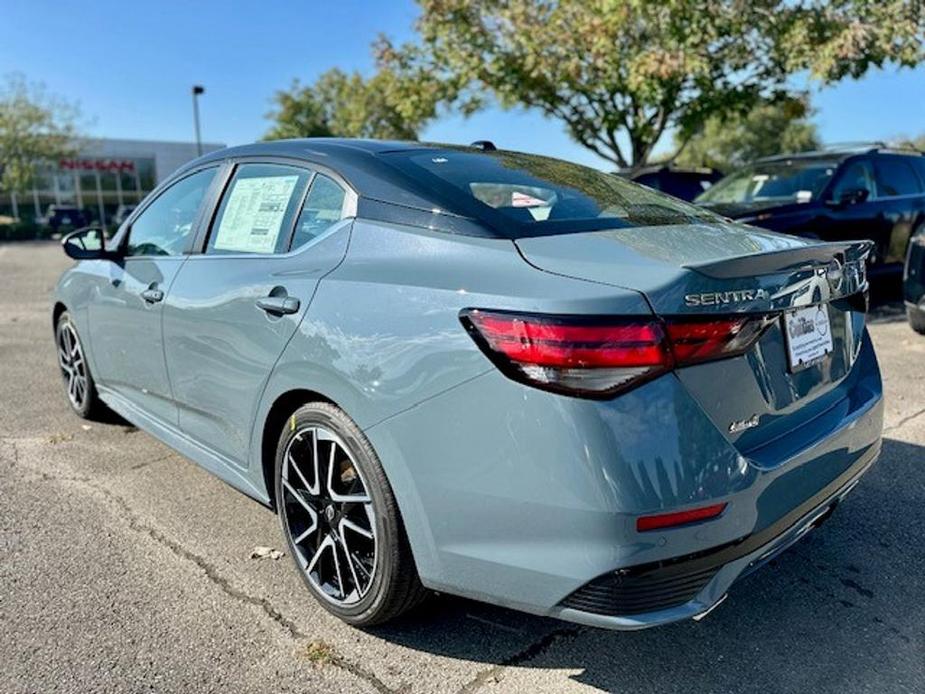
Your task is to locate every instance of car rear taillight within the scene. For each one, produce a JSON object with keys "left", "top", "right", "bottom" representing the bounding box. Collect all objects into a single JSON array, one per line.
[
  {"left": 665, "top": 315, "right": 776, "bottom": 366},
  {"left": 460, "top": 309, "right": 773, "bottom": 398}
]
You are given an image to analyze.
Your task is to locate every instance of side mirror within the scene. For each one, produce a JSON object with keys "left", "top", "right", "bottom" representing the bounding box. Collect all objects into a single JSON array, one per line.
[
  {"left": 830, "top": 188, "right": 869, "bottom": 208},
  {"left": 62, "top": 226, "right": 110, "bottom": 260}
]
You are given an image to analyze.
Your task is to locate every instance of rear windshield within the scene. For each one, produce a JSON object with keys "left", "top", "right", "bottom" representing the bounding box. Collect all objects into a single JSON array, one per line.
[{"left": 379, "top": 148, "right": 718, "bottom": 236}]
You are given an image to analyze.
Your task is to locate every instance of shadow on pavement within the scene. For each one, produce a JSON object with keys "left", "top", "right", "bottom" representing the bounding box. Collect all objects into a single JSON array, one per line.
[{"left": 370, "top": 437, "right": 925, "bottom": 692}]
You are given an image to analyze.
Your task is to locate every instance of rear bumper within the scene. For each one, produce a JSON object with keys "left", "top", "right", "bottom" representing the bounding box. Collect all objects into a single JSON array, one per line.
[
  {"left": 365, "top": 328, "right": 883, "bottom": 628},
  {"left": 552, "top": 438, "right": 879, "bottom": 629}
]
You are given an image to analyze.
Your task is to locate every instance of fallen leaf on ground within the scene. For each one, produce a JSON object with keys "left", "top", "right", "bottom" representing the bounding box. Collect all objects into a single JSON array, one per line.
[{"left": 250, "top": 546, "right": 285, "bottom": 560}]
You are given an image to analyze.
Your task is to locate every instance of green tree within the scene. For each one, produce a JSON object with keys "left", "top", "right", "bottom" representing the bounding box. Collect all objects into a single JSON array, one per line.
[
  {"left": 0, "top": 74, "right": 80, "bottom": 209},
  {"left": 675, "top": 95, "right": 820, "bottom": 171},
  {"left": 265, "top": 66, "right": 452, "bottom": 140},
  {"left": 378, "top": 0, "right": 925, "bottom": 169}
]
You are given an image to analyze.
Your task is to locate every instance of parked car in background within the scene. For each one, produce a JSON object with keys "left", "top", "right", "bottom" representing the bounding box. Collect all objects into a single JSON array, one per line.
[
  {"left": 619, "top": 164, "right": 724, "bottom": 201},
  {"left": 112, "top": 204, "right": 137, "bottom": 228},
  {"left": 695, "top": 145, "right": 925, "bottom": 274},
  {"left": 38, "top": 205, "right": 92, "bottom": 234},
  {"left": 904, "top": 225, "right": 925, "bottom": 333},
  {"left": 53, "top": 138, "right": 881, "bottom": 631}
]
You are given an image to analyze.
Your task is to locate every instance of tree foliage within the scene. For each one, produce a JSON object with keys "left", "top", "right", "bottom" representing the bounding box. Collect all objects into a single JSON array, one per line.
[
  {"left": 675, "top": 96, "right": 820, "bottom": 171},
  {"left": 891, "top": 133, "right": 925, "bottom": 152},
  {"left": 377, "top": 0, "right": 925, "bottom": 169},
  {"left": 264, "top": 66, "right": 452, "bottom": 141},
  {"left": 0, "top": 73, "right": 80, "bottom": 194}
]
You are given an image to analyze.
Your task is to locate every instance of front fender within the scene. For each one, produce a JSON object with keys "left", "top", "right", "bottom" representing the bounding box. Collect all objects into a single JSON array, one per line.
[{"left": 54, "top": 260, "right": 109, "bottom": 378}]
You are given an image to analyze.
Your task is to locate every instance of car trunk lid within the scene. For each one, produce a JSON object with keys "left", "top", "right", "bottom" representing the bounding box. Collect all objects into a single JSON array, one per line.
[{"left": 515, "top": 223, "right": 872, "bottom": 456}]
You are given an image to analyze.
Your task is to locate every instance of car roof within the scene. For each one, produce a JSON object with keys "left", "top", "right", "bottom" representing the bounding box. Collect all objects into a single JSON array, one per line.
[
  {"left": 756, "top": 144, "right": 924, "bottom": 165},
  {"left": 195, "top": 137, "right": 443, "bottom": 170},
  {"left": 177, "top": 138, "right": 719, "bottom": 240},
  {"left": 190, "top": 138, "right": 463, "bottom": 211}
]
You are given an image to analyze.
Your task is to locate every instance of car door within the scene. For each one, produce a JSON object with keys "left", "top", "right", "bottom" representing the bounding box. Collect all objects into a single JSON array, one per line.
[
  {"left": 871, "top": 154, "right": 925, "bottom": 266},
  {"left": 818, "top": 157, "right": 893, "bottom": 264},
  {"left": 88, "top": 166, "right": 220, "bottom": 424},
  {"left": 162, "top": 160, "right": 354, "bottom": 467}
]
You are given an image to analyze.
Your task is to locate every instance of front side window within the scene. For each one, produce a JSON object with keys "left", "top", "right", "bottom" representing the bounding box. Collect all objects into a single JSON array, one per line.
[
  {"left": 126, "top": 168, "right": 217, "bottom": 256},
  {"left": 874, "top": 158, "right": 922, "bottom": 197},
  {"left": 206, "top": 163, "right": 311, "bottom": 255},
  {"left": 830, "top": 160, "right": 877, "bottom": 201},
  {"left": 291, "top": 174, "right": 347, "bottom": 250}
]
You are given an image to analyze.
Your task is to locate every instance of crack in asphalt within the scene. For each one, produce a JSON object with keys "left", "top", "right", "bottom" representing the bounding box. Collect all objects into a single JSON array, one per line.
[
  {"left": 129, "top": 452, "right": 175, "bottom": 470},
  {"left": 455, "top": 626, "right": 583, "bottom": 694},
  {"left": 883, "top": 406, "right": 925, "bottom": 434},
  {"left": 11, "top": 393, "right": 923, "bottom": 693},
  {"left": 0, "top": 437, "right": 397, "bottom": 694}
]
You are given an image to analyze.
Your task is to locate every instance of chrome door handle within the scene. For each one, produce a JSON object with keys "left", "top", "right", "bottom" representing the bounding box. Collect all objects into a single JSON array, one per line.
[
  {"left": 141, "top": 287, "right": 164, "bottom": 304},
  {"left": 257, "top": 296, "right": 300, "bottom": 315}
]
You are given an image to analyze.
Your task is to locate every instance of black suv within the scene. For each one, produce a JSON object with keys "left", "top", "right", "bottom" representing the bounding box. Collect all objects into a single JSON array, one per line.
[
  {"left": 905, "top": 227, "right": 925, "bottom": 333},
  {"left": 695, "top": 145, "right": 925, "bottom": 273}
]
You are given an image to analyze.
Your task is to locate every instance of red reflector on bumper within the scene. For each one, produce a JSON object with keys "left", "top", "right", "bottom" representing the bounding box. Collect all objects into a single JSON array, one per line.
[{"left": 636, "top": 503, "right": 728, "bottom": 532}]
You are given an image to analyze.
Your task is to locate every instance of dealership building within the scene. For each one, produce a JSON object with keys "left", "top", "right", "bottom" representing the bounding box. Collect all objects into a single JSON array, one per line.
[{"left": 1, "top": 137, "right": 225, "bottom": 228}]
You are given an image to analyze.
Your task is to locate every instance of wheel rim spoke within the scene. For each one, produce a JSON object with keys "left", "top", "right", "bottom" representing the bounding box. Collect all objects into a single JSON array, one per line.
[
  {"left": 282, "top": 479, "right": 316, "bottom": 517},
  {"left": 330, "top": 535, "right": 346, "bottom": 599},
  {"left": 341, "top": 516, "right": 373, "bottom": 540},
  {"left": 326, "top": 443, "right": 371, "bottom": 503},
  {"left": 58, "top": 323, "right": 86, "bottom": 409},
  {"left": 287, "top": 453, "right": 319, "bottom": 496},
  {"left": 282, "top": 425, "right": 377, "bottom": 606}
]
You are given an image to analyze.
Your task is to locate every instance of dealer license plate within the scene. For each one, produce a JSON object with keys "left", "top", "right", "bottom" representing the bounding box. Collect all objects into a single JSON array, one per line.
[{"left": 783, "top": 305, "right": 834, "bottom": 372}]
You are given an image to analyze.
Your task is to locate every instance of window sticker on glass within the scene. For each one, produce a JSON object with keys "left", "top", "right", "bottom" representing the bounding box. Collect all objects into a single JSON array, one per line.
[
  {"left": 511, "top": 191, "right": 548, "bottom": 208},
  {"left": 212, "top": 175, "right": 298, "bottom": 254}
]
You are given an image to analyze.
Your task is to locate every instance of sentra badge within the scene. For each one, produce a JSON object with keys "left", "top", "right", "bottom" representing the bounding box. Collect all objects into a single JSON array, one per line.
[{"left": 684, "top": 288, "right": 769, "bottom": 307}]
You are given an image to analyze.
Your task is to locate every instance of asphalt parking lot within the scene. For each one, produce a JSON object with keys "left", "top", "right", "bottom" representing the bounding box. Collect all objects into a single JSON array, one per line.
[{"left": 1, "top": 241, "right": 923, "bottom": 694}]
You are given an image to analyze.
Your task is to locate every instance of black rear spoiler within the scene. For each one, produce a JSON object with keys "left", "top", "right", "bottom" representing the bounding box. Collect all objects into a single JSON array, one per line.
[{"left": 686, "top": 241, "right": 873, "bottom": 279}]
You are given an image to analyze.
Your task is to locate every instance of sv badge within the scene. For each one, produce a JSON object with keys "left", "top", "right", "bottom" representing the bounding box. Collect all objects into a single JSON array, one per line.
[{"left": 728, "top": 414, "right": 760, "bottom": 434}]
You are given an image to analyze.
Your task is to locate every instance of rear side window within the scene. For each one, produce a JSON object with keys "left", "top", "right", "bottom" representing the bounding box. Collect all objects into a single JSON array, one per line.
[
  {"left": 874, "top": 158, "right": 922, "bottom": 197},
  {"left": 381, "top": 148, "right": 716, "bottom": 236},
  {"left": 910, "top": 157, "right": 925, "bottom": 186},
  {"left": 206, "top": 163, "right": 311, "bottom": 255},
  {"left": 291, "top": 174, "right": 347, "bottom": 250}
]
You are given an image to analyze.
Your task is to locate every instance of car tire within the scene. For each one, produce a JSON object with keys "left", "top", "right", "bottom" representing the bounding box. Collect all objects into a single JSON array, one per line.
[
  {"left": 55, "top": 311, "right": 105, "bottom": 419},
  {"left": 908, "top": 305, "right": 925, "bottom": 335},
  {"left": 274, "top": 402, "right": 426, "bottom": 626}
]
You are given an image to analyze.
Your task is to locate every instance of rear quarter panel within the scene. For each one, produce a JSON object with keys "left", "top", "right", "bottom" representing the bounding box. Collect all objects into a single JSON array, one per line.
[
  {"left": 255, "top": 219, "right": 653, "bottom": 433},
  {"left": 248, "top": 219, "right": 654, "bottom": 551}
]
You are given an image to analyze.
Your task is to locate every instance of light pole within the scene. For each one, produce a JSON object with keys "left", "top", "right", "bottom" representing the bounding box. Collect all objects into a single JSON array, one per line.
[{"left": 191, "top": 85, "right": 205, "bottom": 156}]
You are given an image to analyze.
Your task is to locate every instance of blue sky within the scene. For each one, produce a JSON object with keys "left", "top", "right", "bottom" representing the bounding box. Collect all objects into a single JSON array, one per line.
[{"left": 3, "top": 0, "right": 924, "bottom": 170}]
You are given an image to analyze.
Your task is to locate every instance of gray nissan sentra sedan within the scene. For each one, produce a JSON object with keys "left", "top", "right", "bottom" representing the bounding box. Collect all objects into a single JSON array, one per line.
[{"left": 53, "top": 139, "right": 883, "bottom": 630}]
